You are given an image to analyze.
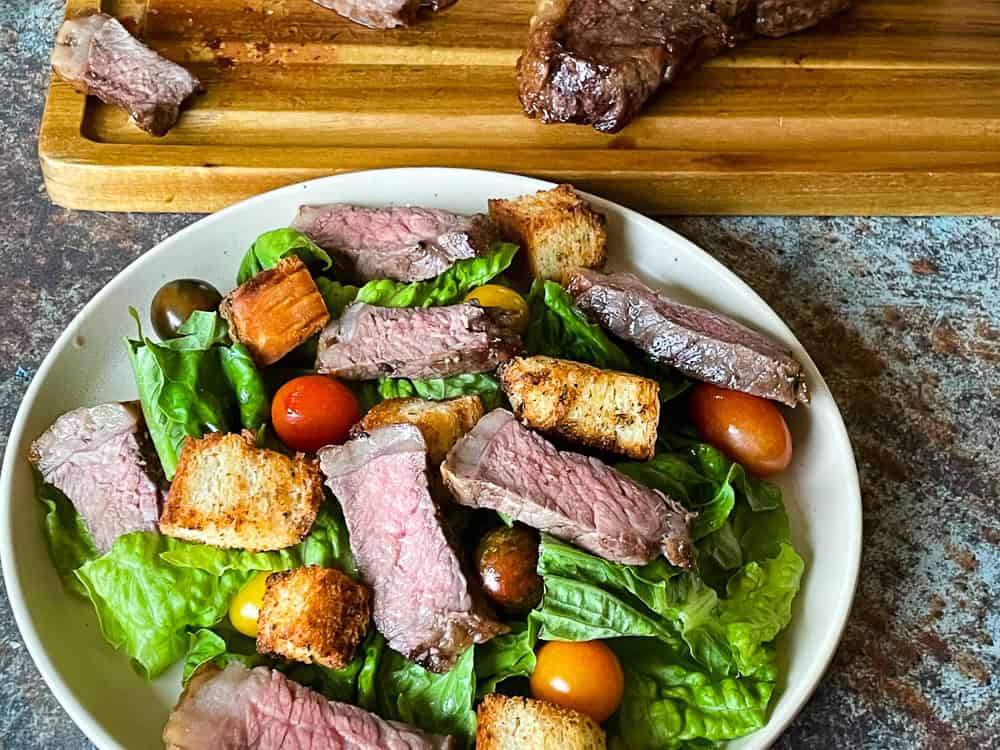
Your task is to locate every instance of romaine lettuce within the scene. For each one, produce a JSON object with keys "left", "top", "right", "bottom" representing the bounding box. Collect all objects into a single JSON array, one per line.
[
  {"left": 237, "top": 228, "right": 333, "bottom": 285},
  {"left": 33, "top": 468, "right": 98, "bottom": 597},
  {"left": 376, "top": 373, "right": 503, "bottom": 411},
  {"left": 124, "top": 310, "right": 268, "bottom": 479},
  {"left": 610, "top": 638, "right": 774, "bottom": 749},
  {"left": 75, "top": 532, "right": 251, "bottom": 678},
  {"left": 355, "top": 242, "right": 518, "bottom": 308}
]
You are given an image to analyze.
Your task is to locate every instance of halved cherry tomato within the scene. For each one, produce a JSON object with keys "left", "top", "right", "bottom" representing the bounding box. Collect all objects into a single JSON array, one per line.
[
  {"left": 271, "top": 375, "right": 359, "bottom": 452},
  {"left": 464, "top": 284, "right": 529, "bottom": 333},
  {"left": 688, "top": 383, "right": 792, "bottom": 477},
  {"left": 530, "top": 640, "right": 624, "bottom": 723},
  {"left": 229, "top": 571, "right": 270, "bottom": 638}
]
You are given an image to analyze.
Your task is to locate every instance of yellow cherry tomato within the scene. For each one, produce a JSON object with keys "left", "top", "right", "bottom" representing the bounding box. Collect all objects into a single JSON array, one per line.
[
  {"left": 464, "top": 284, "right": 529, "bottom": 333},
  {"left": 530, "top": 640, "right": 624, "bottom": 723},
  {"left": 229, "top": 571, "right": 270, "bottom": 638}
]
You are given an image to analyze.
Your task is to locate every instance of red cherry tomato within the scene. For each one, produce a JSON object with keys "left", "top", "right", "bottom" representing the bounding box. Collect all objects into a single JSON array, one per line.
[
  {"left": 688, "top": 383, "right": 792, "bottom": 477},
  {"left": 271, "top": 375, "right": 359, "bottom": 452},
  {"left": 530, "top": 640, "right": 624, "bottom": 723}
]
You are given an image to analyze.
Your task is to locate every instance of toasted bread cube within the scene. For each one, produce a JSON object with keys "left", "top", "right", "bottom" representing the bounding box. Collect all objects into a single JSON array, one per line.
[
  {"left": 499, "top": 355, "right": 659, "bottom": 460},
  {"left": 160, "top": 431, "right": 323, "bottom": 551},
  {"left": 355, "top": 396, "right": 484, "bottom": 465},
  {"left": 488, "top": 185, "right": 607, "bottom": 282},
  {"left": 476, "top": 694, "right": 606, "bottom": 750},
  {"left": 220, "top": 255, "right": 329, "bottom": 366},
  {"left": 256, "top": 566, "right": 371, "bottom": 669}
]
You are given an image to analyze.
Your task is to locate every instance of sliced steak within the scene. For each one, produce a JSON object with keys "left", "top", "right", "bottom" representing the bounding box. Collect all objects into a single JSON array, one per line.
[
  {"left": 163, "top": 662, "right": 454, "bottom": 750},
  {"left": 567, "top": 269, "right": 809, "bottom": 406},
  {"left": 517, "top": 0, "right": 851, "bottom": 133},
  {"left": 29, "top": 402, "right": 163, "bottom": 552},
  {"left": 311, "top": 0, "right": 457, "bottom": 29},
  {"left": 442, "top": 409, "right": 695, "bottom": 567},
  {"left": 319, "top": 425, "right": 506, "bottom": 672},
  {"left": 51, "top": 13, "right": 200, "bottom": 136},
  {"left": 292, "top": 204, "right": 498, "bottom": 283},
  {"left": 316, "top": 302, "right": 521, "bottom": 380}
]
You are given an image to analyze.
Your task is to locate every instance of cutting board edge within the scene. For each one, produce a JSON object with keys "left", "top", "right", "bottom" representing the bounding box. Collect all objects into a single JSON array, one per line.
[{"left": 38, "top": 142, "right": 1000, "bottom": 216}]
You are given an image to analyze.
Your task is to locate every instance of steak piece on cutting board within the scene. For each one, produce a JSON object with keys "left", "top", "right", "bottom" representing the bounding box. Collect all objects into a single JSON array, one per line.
[
  {"left": 51, "top": 13, "right": 200, "bottom": 136},
  {"left": 319, "top": 424, "right": 506, "bottom": 672},
  {"left": 311, "top": 0, "right": 457, "bottom": 29},
  {"left": 517, "top": 0, "right": 852, "bottom": 132},
  {"left": 567, "top": 269, "right": 809, "bottom": 406},
  {"left": 442, "top": 409, "right": 695, "bottom": 568}
]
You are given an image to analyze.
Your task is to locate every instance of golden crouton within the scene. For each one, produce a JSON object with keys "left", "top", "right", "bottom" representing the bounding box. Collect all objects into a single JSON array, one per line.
[
  {"left": 257, "top": 566, "right": 371, "bottom": 669},
  {"left": 160, "top": 431, "right": 323, "bottom": 551},
  {"left": 355, "top": 396, "right": 484, "bottom": 465},
  {"left": 220, "top": 255, "right": 329, "bottom": 366},
  {"left": 499, "top": 356, "right": 659, "bottom": 460},
  {"left": 476, "top": 694, "right": 606, "bottom": 750},
  {"left": 488, "top": 184, "right": 607, "bottom": 282}
]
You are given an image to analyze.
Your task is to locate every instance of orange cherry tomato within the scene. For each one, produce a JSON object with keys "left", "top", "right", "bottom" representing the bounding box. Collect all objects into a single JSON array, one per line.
[
  {"left": 271, "top": 375, "right": 359, "bottom": 452},
  {"left": 688, "top": 383, "right": 792, "bottom": 477},
  {"left": 530, "top": 640, "right": 624, "bottom": 723}
]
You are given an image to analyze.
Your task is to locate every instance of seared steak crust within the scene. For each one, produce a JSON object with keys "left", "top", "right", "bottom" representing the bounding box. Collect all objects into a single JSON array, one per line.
[
  {"left": 517, "top": 0, "right": 851, "bottom": 132},
  {"left": 567, "top": 269, "right": 809, "bottom": 406}
]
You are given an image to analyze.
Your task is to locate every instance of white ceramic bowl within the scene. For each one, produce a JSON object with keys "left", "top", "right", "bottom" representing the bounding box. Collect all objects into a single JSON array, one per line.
[{"left": 1, "top": 168, "right": 861, "bottom": 750}]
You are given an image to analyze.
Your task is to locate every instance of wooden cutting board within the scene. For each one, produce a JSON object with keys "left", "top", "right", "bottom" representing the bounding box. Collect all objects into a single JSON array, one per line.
[{"left": 39, "top": 0, "right": 1000, "bottom": 214}]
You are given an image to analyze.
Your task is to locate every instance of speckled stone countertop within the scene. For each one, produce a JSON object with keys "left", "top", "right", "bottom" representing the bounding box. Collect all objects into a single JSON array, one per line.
[{"left": 1, "top": 2, "right": 998, "bottom": 749}]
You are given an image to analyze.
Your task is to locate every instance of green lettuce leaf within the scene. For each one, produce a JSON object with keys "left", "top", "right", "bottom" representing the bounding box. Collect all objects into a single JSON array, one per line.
[
  {"left": 219, "top": 343, "right": 270, "bottom": 430},
  {"left": 32, "top": 468, "right": 98, "bottom": 597},
  {"left": 160, "top": 506, "right": 355, "bottom": 577},
  {"left": 474, "top": 621, "right": 537, "bottom": 698},
  {"left": 124, "top": 310, "right": 268, "bottom": 479},
  {"left": 376, "top": 647, "right": 477, "bottom": 746},
  {"left": 355, "top": 242, "right": 518, "bottom": 308},
  {"left": 719, "top": 543, "right": 804, "bottom": 679},
  {"left": 618, "top": 439, "right": 782, "bottom": 542},
  {"left": 609, "top": 638, "right": 774, "bottom": 749},
  {"left": 533, "top": 536, "right": 729, "bottom": 671},
  {"left": 316, "top": 277, "right": 359, "bottom": 318},
  {"left": 75, "top": 532, "right": 251, "bottom": 678},
  {"left": 525, "top": 279, "right": 632, "bottom": 370},
  {"left": 237, "top": 228, "right": 333, "bottom": 285},
  {"left": 376, "top": 373, "right": 503, "bottom": 411},
  {"left": 524, "top": 280, "right": 691, "bottom": 402}
]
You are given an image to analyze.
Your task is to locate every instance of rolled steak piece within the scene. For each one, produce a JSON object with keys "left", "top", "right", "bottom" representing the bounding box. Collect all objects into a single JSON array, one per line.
[
  {"left": 163, "top": 662, "right": 455, "bottom": 750},
  {"left": 319, "top": 425, "right": 507, "bottom": 672},
  {"left": 292, "top": 204, "right": 498, "bottom": 283},
  {"left": 442, "top": 409, "right": 695, "bottom": 568},
  {"left": 567, "top": 269, "right": 809, "bottom": 406},
  {"left": 517, "top": 0, "right": 851, "bottom": 133},
  {"left": 316, "top": 302, "right": 521, "bottom": 380},
  {"left": 51, "top": 13, "right": 200, "bottom": 136},
  {"left": 29, "top": 402, "right": 163, "bottom": 552},
  {"left": 311, "top": 0, "right": 456, "bottom": 29}
]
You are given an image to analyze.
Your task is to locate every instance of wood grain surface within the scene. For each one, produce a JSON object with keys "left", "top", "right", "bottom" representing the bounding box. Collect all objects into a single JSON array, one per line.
[{"left": 38, "top": 0, "right": 1000, "bottom": 214}]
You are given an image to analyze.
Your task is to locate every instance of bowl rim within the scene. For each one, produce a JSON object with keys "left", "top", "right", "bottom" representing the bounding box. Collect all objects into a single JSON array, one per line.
[{"left": 0, "top": 167, "right": 861, "bottom": 750}]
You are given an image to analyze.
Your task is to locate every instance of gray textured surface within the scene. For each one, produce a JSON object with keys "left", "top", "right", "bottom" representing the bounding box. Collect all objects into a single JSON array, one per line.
[{"left": 1, "top": 2, "right": 999, "bottom": 749}]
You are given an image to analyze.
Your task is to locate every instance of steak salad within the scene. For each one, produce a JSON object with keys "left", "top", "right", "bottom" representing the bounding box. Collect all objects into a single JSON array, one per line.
[{"left": 30, "top": 186, "right": 806, "bottom": 749}]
